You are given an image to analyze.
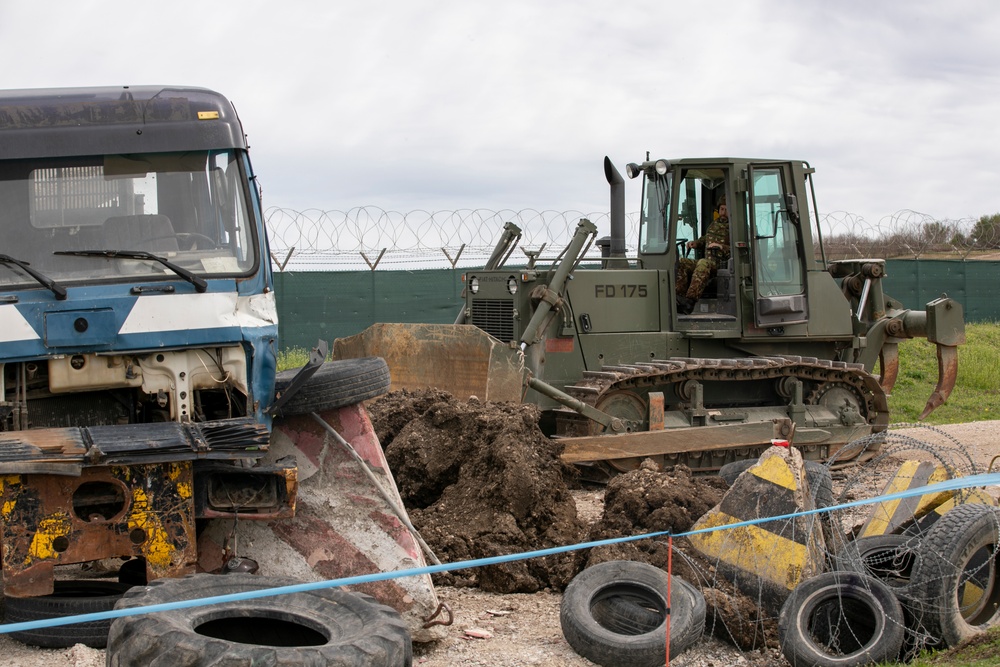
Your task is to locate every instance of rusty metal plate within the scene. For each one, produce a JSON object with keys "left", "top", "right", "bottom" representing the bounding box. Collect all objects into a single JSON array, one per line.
[{"left": 0, "top": 462, "right": 197, "bottom": 597}]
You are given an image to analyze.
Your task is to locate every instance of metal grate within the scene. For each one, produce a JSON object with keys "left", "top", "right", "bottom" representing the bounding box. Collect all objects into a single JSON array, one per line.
[{"left": 470, "top": 299, "right": 515, "bottom": 343}]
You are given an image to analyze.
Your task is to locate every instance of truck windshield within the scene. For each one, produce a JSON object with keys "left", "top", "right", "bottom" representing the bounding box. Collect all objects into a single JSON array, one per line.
[
  {"left": 638, "top": 171, "right": 672, "bottom": 254},
  {"left": 0, "top": 149, "right": 257, "bottom": 290}
]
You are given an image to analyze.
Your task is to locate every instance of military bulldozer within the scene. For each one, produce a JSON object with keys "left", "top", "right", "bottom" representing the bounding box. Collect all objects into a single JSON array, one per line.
[{"left": 335, "top": 156, "right": 965, "bottom": 481}]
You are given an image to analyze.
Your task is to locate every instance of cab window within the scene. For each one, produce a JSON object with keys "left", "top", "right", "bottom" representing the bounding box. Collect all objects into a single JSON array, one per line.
[{"left": 751, "top": 168, "right": 803, "bottom": 297}]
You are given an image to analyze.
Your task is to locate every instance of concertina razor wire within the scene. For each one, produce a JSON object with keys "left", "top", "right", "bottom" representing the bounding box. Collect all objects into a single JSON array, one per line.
[{"left": 264, "top": 207, "right": 994, "bottom": 272}]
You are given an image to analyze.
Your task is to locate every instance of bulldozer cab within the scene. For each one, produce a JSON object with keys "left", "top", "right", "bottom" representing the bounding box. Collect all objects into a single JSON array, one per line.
[{"left": 636, "top": 158, "right": 811, "bottom": 331}]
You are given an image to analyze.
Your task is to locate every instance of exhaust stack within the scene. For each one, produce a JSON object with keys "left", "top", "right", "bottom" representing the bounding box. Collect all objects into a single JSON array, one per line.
[{"left": 603, "top": 156, "right": 628, "bottom": 269}]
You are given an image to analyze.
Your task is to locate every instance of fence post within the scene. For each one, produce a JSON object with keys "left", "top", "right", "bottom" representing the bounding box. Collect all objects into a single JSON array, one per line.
[
  {"left": 269, "top": 247, "right": 295, "bottom": 272},
  {"left": 360, "top": 249, "right": 386, "bottom": 271},
  {"left": 442, "top": 244, "right": 465, "bottom": 268},
  {"left": 361, "top": 249, "right": 386, "bottom": 327}
]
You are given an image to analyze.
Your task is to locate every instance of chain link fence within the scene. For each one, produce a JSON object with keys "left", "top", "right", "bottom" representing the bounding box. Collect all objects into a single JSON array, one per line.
[{"left": 265, "top": 206, "right": 993, "bottom": 271}]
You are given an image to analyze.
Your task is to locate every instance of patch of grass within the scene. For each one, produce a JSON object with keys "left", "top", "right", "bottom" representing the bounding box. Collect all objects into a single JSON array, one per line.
[
  {"left": 881, "top": 626, "right": 1000, "bottom": 666},
  {"left": 276, "top": 347, "right": 312, "bottom": 371},
  {"left": 887, "top": 322, "right": 1000, "bottom": 424}
]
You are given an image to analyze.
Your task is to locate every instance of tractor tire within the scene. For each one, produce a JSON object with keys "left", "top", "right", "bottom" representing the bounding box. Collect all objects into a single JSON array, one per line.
[
  {"left": 778, "top": 570, "right": 905, "bottom": 667},
  {"left": 274, "top": 357, "right": 391, "bottom": 416},
  {"left": 905, "top": 503, "right": 1000, "bottom": 647},
  {"left": 4, "top": 580, "right": 132, "bottom": 648},
  {"left": 106, "top": 573, "right": 411, "bottom": 667},
  {"left": 560, "top": 560, "right": 705, "bottom": 666}
]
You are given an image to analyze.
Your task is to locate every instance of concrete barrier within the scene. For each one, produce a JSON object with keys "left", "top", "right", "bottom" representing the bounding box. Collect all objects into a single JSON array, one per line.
[
  {"left": 859, "top": 460, "right": 951, "bottom": 538},
  {"left": 688, "top": 445, "right": 826, "bottom": 614}
]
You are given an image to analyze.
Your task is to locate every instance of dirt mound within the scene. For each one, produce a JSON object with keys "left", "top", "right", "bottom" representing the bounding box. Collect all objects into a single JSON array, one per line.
[
  {"left": 580, "top": 462, "right": 726, "bottom": 573},
  {"left": 370, "top": 390, "right": 585, "bottom": 593},
  {"left": 370, "top": 392, "right": 780, "bottom": 647},
  {"left": 581, "top": 462, "right": 779, "bottom": 650},
  {"left": 368, "top": 387, "right": 454, "bottom": 450}
]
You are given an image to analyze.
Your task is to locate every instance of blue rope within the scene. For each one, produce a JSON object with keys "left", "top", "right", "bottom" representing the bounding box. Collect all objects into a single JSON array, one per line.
[{"left": 2, "top": 472, "right": 998, "bottom": 635}]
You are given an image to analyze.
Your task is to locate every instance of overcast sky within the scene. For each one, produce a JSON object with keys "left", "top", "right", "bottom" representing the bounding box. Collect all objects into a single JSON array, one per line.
[{"left": 3, "top": 1, "right": 998, "bottom": 230}]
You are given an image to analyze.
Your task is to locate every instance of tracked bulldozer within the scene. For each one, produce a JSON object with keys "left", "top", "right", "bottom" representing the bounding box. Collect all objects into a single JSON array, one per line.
[{"left": 335, "top": 157, "right": 965, "bottom": 481}]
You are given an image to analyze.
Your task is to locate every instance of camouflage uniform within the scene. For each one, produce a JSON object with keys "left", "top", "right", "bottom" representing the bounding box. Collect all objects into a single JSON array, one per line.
[
  {"left": 675, "top": 256, "right": 696, "bottom": 296},
  {"left": 677, "top": 215, "right": 731, "bottom": 301}
]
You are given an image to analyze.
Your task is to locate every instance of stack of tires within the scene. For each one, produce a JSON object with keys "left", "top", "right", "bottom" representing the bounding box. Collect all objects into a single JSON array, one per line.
[{"left": 778, "top": 503, "right": 1000, "bottom": 666}]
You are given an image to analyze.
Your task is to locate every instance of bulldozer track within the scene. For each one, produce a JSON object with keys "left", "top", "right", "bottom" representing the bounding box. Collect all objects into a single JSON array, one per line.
[{"left": 555, "top": 355, "right": 889, "bottom": 449}]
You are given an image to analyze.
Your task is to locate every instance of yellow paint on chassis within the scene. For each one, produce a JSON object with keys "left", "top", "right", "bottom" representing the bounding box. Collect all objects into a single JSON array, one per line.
[{"left": 0, "top": 462, "right": 198, "bottom": 597}]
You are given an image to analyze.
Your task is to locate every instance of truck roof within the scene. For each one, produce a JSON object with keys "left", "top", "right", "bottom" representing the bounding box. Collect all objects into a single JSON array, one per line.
[{"left": 0, "top": 85, "right": 248, "bottom": 158}]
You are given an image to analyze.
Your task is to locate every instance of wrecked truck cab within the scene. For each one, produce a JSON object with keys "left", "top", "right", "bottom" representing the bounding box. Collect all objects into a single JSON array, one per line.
[{"left": 0, "top": 86, "right": 287, "bottom": 596}]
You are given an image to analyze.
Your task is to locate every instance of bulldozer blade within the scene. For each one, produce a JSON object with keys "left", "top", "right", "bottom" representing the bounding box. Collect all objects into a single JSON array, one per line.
[
  {"left": 333, "top": 323, "right": 527, "bottom": 403},
  {"left": 878, "top": 342, "right": 900, "bottom": 394},
  {"left": 919, "top": 343, "right": 959, "bottom": 420}
]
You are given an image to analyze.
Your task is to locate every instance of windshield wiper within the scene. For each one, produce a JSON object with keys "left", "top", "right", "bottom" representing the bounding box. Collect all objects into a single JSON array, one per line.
[
  {"left": 53, "top": 250, "right": 208, "bottom": 293},
  {"left": 0, "top": 253, "right": 67, "bottom": 300}
]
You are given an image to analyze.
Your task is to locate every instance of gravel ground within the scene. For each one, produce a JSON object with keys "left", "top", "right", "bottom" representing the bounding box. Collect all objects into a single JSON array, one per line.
[{"left": 1, "top": 420, "right": 997, "bottom": 667}]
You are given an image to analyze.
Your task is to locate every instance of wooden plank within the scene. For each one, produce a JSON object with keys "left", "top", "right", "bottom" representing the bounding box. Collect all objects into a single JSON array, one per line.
[{"left": 558, "top": 420, "right": 788, "bottom": 463}]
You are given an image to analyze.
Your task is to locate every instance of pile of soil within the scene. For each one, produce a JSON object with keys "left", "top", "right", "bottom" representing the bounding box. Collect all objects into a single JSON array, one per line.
[
  {"left": 580, "top": 462, "right": 780, "bottom": 650},
  {"left": 368, "top": 390, "right": 780, "bottom": 648},
  {"left": 368, "top": 390, "right": 585, "bottom": 593}
]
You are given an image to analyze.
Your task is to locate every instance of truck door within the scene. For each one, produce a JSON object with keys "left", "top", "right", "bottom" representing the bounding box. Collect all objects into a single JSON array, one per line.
[{"left": 748, "top": 164, "right": 808, "bottom": 327}]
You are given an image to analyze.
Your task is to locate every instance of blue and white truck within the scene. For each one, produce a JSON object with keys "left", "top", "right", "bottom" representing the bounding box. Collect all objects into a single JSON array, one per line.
[{"left": 0, "top": 85, "right": 299, "bottom": 598}]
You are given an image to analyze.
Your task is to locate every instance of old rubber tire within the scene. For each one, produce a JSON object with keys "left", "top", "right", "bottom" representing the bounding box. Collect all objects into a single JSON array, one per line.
[
  {"left": 107, "top": 573, "right": 411, "bottom": 666},
  {"left": 560, "top": 560, "right": 705, "bottom": 666},
  {"left": 718, "top": 458, "right": 834, "bottom": 508},
  {"left": 4, "top": 580, "right": 132, "bottom": 648},
  {"left": 778, "top": 570, "right": 905, "bottom": 667},
  {"left": 832, "top": 534, "right": 919, "bottom": 589},
  {"left": 906, "top": 503, "right": 1000, "bottom": 647},
  {"left": 274, "top": 357, "right": 390, "bottom": 416},
  {"left": 805, "top": 461, "right": 836, "bottom": 510},
  {"left": 589, "top": 575, "right": 704, "bottom": 637}
]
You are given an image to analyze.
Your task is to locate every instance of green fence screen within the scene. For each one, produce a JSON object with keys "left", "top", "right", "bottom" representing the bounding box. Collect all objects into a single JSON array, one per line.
[
  {"left": 274, "top": 269, "right": 466, "bottom": 350},
  {"left": 273, "top": 260, "right": 998, "bottom": 351}
]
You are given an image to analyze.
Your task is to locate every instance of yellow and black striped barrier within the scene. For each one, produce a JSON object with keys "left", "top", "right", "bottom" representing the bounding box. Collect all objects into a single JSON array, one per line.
[
  {"left": 860, "top": 460, "right": 995, "bottom": 538},
  {"left": 688, "top": 447, "right": 826, "bottom": 613}
]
